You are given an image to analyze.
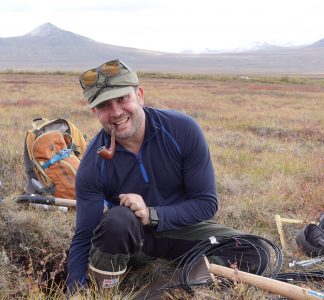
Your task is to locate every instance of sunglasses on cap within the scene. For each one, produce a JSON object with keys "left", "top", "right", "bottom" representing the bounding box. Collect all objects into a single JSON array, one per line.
[{"left": 79, "top": 59, "right": 132, "bottom": 89}]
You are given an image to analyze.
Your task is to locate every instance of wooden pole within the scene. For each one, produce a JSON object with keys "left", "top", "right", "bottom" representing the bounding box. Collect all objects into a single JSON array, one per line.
[
  {"left": 54, "top": 198, "right": 76, "bottom": 207},
  {"left": 275, "top": 214, "right": 287, "bottom": 253},
  {"left": 208, "top": 264, "right": 324, "bottom": 300}
]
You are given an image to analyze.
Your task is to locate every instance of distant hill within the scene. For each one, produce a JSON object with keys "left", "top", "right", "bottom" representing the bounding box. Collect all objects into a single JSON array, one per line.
[
  {"left": 0, "top": 23, "right": 324, "bottom": 74},
  {"left": 309, "top": 38, "right": 324, "bottom": 48},
  {"left": 0, "top": 23, "right": 164, "bottom": 71}
]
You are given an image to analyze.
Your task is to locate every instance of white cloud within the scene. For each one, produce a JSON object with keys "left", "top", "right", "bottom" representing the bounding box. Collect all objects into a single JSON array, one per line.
[{"left": 0, "top": 0, "right": 323, "bottom": 52}]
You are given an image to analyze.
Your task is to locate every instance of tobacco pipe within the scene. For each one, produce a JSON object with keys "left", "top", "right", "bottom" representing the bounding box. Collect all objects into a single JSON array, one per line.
[{"left": 97, "top": 127, "right": 116, "bottom": 159}]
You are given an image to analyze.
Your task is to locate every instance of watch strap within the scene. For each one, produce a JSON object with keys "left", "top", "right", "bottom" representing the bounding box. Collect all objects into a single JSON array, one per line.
[{"left": 146, "top": 207, "right": 159, "bottom": 227}]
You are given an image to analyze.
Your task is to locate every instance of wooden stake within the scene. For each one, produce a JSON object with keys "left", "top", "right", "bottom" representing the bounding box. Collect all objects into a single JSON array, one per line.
[{"left": 208, "top": 264, "right": 324, "bottom": 300}]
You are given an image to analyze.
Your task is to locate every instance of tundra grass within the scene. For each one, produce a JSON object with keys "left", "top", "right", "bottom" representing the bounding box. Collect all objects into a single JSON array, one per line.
[{"left": 0, "top": 73, "right": 323, "bottom": 299}]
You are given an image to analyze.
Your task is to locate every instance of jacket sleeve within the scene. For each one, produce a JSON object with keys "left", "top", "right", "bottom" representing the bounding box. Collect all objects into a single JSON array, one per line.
[
  {"left": 66, "top": 151, "right": 106, "bottom": 293},
  {"left": 156, "top": 113, "right": 217, "bottom": 231}
]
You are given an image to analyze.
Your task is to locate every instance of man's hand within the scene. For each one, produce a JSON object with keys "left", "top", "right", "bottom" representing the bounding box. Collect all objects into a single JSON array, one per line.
[{"left": 119, "top": 193, "right": 150, "bottom": 225}]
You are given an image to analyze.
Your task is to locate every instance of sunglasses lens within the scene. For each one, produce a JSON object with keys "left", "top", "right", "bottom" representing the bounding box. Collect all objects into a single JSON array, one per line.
[
  {"left": 80, "top": 69, "right": 98, "bottom": 87},
  {"left": 101, "top": 61, "right": 121, "bottom": 77},
  {"left": 80, "top": 60, "right": 124, "bottom": 89}
]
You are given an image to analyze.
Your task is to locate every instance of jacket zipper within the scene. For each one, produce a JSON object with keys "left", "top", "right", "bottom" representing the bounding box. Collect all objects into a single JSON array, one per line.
[{"left": 136, "top": 150, "right": 149, "bottom": 183}]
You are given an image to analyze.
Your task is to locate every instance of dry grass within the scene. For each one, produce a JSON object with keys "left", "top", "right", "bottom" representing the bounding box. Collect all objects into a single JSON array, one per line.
[{"left": 0, "top": 72, "right": 323, "bottom": 299}]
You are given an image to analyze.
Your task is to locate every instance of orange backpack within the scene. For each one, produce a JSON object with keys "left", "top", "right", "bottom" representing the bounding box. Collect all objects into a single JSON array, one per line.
[{"left": 24, "top": 118, "right": 87, "bottom": 199}]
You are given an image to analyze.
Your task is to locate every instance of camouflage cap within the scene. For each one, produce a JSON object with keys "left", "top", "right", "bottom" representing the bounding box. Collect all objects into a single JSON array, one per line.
[{"left": 83, "top": 67, "right": 139, "bottom": 108}]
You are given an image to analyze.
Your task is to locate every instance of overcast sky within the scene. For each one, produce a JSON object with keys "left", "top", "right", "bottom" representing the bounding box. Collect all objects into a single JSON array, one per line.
[{"left": 1, "top": 0, "right": 324, "bottom": 53}]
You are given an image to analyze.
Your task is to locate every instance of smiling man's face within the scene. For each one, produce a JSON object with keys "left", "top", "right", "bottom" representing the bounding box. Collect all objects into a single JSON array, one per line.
[{"left": 92, "top": 86, "right": 145, "bottom": 142}]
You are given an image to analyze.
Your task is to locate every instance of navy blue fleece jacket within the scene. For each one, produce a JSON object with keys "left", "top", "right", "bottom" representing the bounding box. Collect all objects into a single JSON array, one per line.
[{"left": 67, "top": 107, "right": 217, "bottom": 290}]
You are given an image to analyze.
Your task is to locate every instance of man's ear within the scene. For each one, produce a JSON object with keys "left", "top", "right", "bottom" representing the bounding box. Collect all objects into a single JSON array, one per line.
[
  {"left": 91, "top": 107, "right": 96, "bottom": 113},
  {"left": 137, "top": 86, "right": 144, "bottom": 105}
]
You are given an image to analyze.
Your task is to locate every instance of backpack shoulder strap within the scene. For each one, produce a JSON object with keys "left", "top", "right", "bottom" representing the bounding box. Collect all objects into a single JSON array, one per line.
[
  {"left": 65, "top": 120, "right": 88, "bottom": 159},
  {"left": 23, "top": 132, "right": 37, "bottom": 194},
  {"left": 25, "top": 129, "right": 37, "bottom": 160}
]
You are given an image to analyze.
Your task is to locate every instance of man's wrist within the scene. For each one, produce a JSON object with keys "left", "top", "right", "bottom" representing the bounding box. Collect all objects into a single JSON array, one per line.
[{"left": 145, "top": 207, "right": 159, "bottom": 227}]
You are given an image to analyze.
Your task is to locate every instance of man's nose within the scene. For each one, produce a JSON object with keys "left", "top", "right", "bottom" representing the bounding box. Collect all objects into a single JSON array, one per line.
[{"left": 109, "top": 101, "right": 123, "bottom": 116}]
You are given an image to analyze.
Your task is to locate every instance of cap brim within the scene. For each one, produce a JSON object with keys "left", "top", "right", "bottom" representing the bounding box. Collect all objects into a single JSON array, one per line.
[{"left": 89, "top": 86, "right": 133, "bottom": 108}]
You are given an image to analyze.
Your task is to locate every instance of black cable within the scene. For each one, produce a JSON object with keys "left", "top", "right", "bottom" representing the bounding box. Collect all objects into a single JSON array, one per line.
[
  {"left": 134, "top": 234, "right": 284, "bottom": 299},
  {"left": 133, "top": 238, "right": 221, "bottom": 299},
  {"left": 276, "top": 270, "right": 324, "bottom": 282},
  {"left": 133, "top": 238, "right": 211, "bottom": 292},
  {"left": 178, "top": 234, "right": 283, "bottom": 295}
]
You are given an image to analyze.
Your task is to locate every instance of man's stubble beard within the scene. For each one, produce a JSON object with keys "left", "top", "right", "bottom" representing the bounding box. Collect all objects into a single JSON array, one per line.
[{"left": 115, "top": 106, "right": 145, "bottom": 141}]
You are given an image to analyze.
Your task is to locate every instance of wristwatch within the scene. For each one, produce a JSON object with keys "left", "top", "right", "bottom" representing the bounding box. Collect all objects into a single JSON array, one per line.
[{"left": 147, "top": 207, "right": 159, "bottom": 227}]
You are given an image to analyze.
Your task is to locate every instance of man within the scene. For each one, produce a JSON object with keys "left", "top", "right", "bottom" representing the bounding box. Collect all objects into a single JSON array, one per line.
[{"left": 67, "top": 59, "right": 269, "bottom": 295}]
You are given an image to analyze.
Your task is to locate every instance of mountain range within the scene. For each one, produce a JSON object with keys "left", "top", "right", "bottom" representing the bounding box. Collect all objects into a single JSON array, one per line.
[{"left": 0, "top": 23, "right": 324, "bottom": 74}]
